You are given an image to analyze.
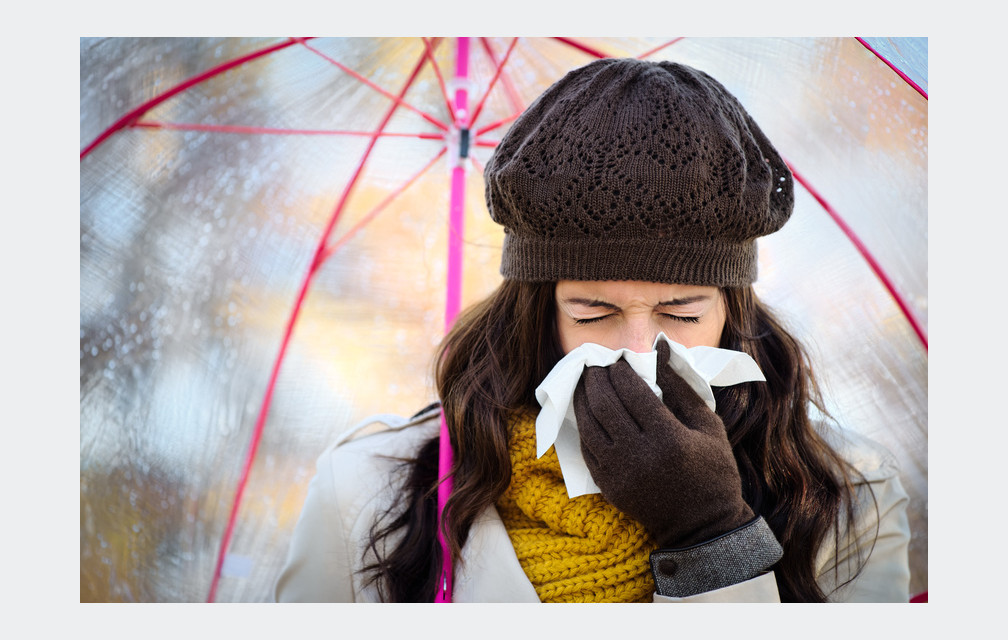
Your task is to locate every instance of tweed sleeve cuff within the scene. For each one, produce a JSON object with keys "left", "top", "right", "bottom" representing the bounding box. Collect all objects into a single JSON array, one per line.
[{"left": 649, "top": 516, "right": 783, "bottom": 598}]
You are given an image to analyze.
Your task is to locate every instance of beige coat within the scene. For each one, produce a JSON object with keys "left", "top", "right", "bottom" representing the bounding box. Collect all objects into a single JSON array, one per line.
[{"left": 274, "top": 411, "right": 910, "bottom": 602}]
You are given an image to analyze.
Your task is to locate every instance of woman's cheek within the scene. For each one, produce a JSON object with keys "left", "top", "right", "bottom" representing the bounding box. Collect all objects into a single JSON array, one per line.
[
  {"left": 560, "top": 324, "right": 612, "bottom": 353},
  {"left": 665, "top": 323, "right": 720, "bottom": 349}
]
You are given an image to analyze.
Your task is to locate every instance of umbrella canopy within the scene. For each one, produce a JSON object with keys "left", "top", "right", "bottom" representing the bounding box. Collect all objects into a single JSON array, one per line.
[{"left": 80, "top": 37, "right": 927, "bottom": 602}]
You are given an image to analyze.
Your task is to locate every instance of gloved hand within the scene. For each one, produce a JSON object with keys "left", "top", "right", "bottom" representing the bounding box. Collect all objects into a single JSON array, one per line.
[{"left": 572, "top": 340, "right": 755, "bottom": 549}]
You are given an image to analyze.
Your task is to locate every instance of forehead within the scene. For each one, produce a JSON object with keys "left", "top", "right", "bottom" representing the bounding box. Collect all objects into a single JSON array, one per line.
[{"left": 555, "top": 279, "right": 719, "bottom": 303}]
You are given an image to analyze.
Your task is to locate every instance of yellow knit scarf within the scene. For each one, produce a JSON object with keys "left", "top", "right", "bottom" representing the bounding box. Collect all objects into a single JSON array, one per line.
[{"left": 495, "top": 412, "right": 657, "bottom": 602}]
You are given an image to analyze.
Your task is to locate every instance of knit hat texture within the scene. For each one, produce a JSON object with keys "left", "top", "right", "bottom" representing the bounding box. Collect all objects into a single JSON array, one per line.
[{"left": 484, "top": 58, "right": 794, "bottom": 286}]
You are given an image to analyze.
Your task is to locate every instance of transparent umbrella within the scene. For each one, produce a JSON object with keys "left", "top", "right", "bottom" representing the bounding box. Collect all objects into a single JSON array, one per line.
[{"left": 80, "top": 36, "right": 927, "bottom": 602}]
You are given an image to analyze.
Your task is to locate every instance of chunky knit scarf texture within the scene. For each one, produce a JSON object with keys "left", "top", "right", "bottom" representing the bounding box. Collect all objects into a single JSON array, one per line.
[{"left": 495, "top": 413, "right": 657, "bottom": 602}]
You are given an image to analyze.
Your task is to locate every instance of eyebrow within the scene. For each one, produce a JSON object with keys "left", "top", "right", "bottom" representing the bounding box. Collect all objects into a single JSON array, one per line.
[{"left": 562, "top": 295, "right": 711, "bottom": 309}]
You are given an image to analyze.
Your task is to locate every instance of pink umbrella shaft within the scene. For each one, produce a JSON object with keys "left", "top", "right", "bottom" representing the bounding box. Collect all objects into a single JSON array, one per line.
[
  {"left": 444, "top": 166, "right": 467, "bottom": 328},
  {"left": 435, "top": 36, "right": 470, "bottom": 604},
  {"left": 436, "top": 167, "right": 465, "bottom": 603},
  {"left": 435, "top": 411, "right": 455, "bottom": 602}
]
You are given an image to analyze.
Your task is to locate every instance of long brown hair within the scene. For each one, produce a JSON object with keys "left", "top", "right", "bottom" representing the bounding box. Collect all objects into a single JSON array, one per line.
[
  {"left": 362, "top": 280, "right": 869, "bottom": 602},
  {"left": 714, "top": 286, "right": 871, "bottom": 601}
]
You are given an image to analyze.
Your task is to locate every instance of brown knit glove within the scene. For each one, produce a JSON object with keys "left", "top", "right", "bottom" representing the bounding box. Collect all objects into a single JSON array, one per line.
[{"left": 572, "top": 341, "right": 755, "bottom": 549}]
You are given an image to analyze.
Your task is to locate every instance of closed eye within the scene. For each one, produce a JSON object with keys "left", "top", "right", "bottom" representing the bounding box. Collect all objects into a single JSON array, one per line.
[
  {"left": 661, "top": 314, "right": 701, "bottom": 324},
  {"left": 573, "top": 315, "right": 611, "bottom": 325}
]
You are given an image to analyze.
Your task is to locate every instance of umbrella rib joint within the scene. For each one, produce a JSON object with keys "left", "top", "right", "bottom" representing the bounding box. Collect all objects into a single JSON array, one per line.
[{"left": 447, "top": 124, "right": 471, "bottom": 167}]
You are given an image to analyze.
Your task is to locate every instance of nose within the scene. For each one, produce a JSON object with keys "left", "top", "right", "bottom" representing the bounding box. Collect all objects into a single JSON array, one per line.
[{"left": 624, "top": 319, "right": 657, "bottom": 353}]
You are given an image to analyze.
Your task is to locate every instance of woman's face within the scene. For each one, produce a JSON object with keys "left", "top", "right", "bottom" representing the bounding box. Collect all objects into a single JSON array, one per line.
[{"left": 555, "top": 280, "right": 727, "bottom": 354}]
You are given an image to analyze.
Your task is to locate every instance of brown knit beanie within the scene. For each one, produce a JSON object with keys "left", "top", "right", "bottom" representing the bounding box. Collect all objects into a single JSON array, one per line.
[{"left": 484, "top": 58, "right": 794, "bottom": 286}]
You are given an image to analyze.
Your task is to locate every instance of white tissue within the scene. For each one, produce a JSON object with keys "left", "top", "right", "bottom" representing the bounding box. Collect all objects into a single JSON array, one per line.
[{"left": 533, "top": 333, "right": 765, "bottom": 498}]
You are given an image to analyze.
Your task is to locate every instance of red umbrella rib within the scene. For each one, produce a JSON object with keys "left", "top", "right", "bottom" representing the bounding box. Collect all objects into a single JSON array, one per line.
[
  {"left": 790, "top": 164, "right": 928, "bottom": 350},
  {"left": 299, "top": 39, "right": 450, "bottom": 133},
  {"left": 207, "top": 42, "right": 443, "bottom": 603},
  {"left": 856, "top": 37, "right": 928, "bottom": 100},
  {"left": 552, "top": 37, "right": 610, "bottom": 60},
  {"left": 469, "top": 38, "right": 520, "bottom": 130},
  {"left": 80, "top": 38, "right": 306, "bottom": 160},
  {"left": 133, "top": 120, "right": 442, "bottom": 140}
]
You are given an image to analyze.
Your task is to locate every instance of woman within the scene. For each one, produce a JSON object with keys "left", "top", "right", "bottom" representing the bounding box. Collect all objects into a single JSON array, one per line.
[{"left": 274, "top": 58, "right": 911, "bottom": 603}]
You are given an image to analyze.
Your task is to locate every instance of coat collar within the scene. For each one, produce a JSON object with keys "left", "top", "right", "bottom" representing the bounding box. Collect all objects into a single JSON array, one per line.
[{"left": 454, "top": 506, "right": 540, "bottom": 602}]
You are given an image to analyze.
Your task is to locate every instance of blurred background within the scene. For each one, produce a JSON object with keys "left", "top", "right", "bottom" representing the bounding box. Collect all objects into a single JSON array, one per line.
[{"left": 80, "top": 37, "right": 927, "bottom": 602}]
